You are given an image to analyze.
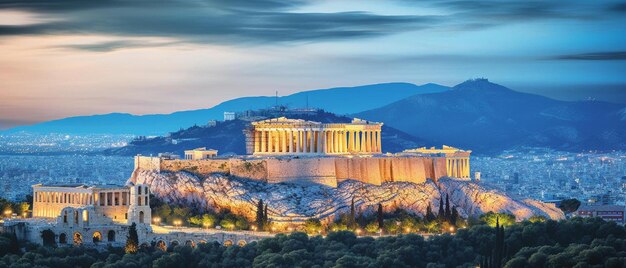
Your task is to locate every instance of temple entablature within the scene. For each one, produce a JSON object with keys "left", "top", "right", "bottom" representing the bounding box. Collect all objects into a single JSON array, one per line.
[{"left": 244, "top": 117, "right": 383, "bottom": 156}]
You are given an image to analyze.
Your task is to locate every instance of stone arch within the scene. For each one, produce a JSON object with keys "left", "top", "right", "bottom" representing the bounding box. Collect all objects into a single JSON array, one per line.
[
  {"left": 59, "top": 233, "right": 67, "bottom": 244},
  {"left": 170, "top": 240, "right": 180, "bottom": 248},
  {"left": 198, "top": 240, "right": 207, "bottom": 244},
  {"left": 140, "top": 243, "right": 150, "bottom": 249},
  {"left": 156, "top": 240, "right": 167, "bottom": 252},
  {"left": 41, "top": 229, "right": 55, "bottom": 247},
  {"left": 139, "top": 211, "right": 145, "bottom": 224},
  {"left": 92, "top": 231, "right": 102, "bottom": 243},
  {"left": 73, "top": 232, "right": 83, "bottom": 246},
  {"left": 107, "top": 230, "right": 116, "bottom": 242},
  {"left": 237, "top": 240, "right": 247, "bottom": 247},
  {"left": 223, "top": 240, "right": 233, "bottom": 247},
  {"left": 185, "top": 240, "right": 196, "bottom": 248}
]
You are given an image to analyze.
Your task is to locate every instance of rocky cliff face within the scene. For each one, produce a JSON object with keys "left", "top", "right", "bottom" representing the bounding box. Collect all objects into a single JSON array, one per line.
[{"left": 130, "top": 170, "right": 563, "bottom": 223}]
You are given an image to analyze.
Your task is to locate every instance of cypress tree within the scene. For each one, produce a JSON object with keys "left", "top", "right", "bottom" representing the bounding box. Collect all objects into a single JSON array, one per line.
[
  {"left": 349, "top": 197, "right": 356, "bottom": 228},
  {"left": 377, "top": 203, "right": 384, "bottom": 230},
  {"left": 438, "top": 196, "right": 445, "bottom": 221},
  {"left": 451, "top": 206, "right": 459, "bottom": 225},
  {"left": 444, "top": 194, "right": 451, "bottom": 220},
  {"left": 125, "top": 223, "right": 139, "bottom": 254},
  {"left": 263, "top": 204, "right": 269, "bottom": 229},
  {"left": 426, "top": 203, "right": 435, "bottom": 222},
  {"left": 256, "top": 199, "right": 264, "bottom": 230}
]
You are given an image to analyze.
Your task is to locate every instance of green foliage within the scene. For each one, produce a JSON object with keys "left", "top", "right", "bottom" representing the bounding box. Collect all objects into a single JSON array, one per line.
[
  {"left": 480, "top": 212, "right": 516, "bottom": 227},
  {"left": 125, "top": 223, "right": 139, "bottom": 254},
  {"left": 303, "top": 218, "right": 322, "bottom": 235},
  {"left": 558, "top": 198, "right": 582, "bottom": 214},
  {"left": 2, "top": 218, "right": 626, "bottom": 268}
]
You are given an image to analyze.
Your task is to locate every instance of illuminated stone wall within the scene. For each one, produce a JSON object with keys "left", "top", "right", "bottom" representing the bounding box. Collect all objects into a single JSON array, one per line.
[{"left": 140, "top": 155, "right": 449, "bottom": 187}]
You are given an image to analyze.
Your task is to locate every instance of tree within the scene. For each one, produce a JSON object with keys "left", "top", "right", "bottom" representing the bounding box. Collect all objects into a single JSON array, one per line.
[
  {"left": 438, "top": 196, "right": 445, "bottom": 221},
  {"left": 304, "top": 218, "right": 322, "bottom": 234},
  {"left": 263, "top": 204, "right": 269, "bottom": 230},
  {"left": 125, "top": 223, "right": 139, "bottom": 254},
  {"left": 444, "top": 194, "right": 451, "bottom": 220},
  {"left": 450, "top": 206, "right": 459, "bottom": 225},
  {"left": 480, "top": 212, "right": 515, "bottom": 227},
  {"left": 348, "top": 198, "right": 356, "bottom": 229},
  {"left": 377, "top": 204, "right": 384, "bottom": 230},
  {"left": 426, "top": 203, "right": 436, "bottom": 222},
  {"left": 256, "top": 199, "right": 265, "bottom": 230},
  {"left": 558, "top": 199, "right": 581, "bottom": 214}
]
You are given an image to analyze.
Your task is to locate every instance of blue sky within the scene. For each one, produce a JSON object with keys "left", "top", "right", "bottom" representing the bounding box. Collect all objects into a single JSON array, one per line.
[{"left": 0, "top": 0, "right": 625, "bottom": 129}]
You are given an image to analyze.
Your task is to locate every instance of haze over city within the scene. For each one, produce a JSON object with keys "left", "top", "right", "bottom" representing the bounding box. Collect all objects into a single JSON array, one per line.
[{"left": 1, "top": 0, "right": 626, "bottom": 129}]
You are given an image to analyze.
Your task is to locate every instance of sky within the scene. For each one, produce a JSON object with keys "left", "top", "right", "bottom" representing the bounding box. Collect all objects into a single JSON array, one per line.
[{"left": 1, "top": 0, "right": 625, "bottom": 129}]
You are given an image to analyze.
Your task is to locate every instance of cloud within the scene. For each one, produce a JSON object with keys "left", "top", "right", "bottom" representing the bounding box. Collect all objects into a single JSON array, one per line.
[
  {"left": 54, "top": 40, "right": 180, "bottom": 52},
  {"left": 0, "top": 0, "right": 438, "bottom": 48},
  {"left": 552, "top": 51, "right": 626, "bottom": 61}
]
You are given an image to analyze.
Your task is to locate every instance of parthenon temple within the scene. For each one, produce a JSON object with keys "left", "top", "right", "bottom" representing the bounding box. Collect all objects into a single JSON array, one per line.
[{"left": 244, "top": 117, "right": 383, "bottom": 155}]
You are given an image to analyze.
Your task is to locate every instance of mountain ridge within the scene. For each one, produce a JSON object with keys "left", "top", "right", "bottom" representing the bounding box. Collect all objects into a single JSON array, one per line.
[
  {"left": 3, "top": 82, "right": 449, "bottom": 135},
  {"left": 354, "top": 79, "right": 626, "bottom": 153}
]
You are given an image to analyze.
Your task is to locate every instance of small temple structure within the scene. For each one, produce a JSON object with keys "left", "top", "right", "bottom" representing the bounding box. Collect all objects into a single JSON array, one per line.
[
  {"left": 243, "top": 117, "right": 383, "bottom": 155},
  {"left": 402, "top": 146, "right": 472, "bottom": 179}
]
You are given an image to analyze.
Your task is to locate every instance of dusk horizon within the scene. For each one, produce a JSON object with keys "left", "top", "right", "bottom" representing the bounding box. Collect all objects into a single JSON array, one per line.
[
  {"left": 1, "top": 1, "right": 625, "bottom": 267},
  {"left": 2, "top": 0, "right": 626, "bottom": 129}
]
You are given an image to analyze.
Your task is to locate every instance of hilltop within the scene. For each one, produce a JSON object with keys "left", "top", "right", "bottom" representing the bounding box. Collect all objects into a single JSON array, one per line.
[
  {"left": 355, "top": 79, "right": 626, "bottom": 153},
  {"left": 4, "top": 83, "right": 448, "bottom": 136},
  {"left": 104, "top": 110, "right": 426, "bottom": 156}
]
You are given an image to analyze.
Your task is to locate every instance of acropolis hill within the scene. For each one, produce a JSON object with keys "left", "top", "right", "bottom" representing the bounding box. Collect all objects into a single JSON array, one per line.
[
  {"left": 130, "top": 116, "right": 563, "bottom": 223},
  {"left": 134, "top": 117, "right": 469, "bottom": 188}
]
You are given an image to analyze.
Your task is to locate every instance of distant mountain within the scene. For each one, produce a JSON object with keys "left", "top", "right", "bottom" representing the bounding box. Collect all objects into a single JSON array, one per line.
[
  {"left": 355, "top": 79, "right": 626, "bottom": 153},
  {"left": 3, "top": 83, "right": 449, "bottom": 136},
  {"left": 105, "top": 111, "right": 426, "bottom": 156}
]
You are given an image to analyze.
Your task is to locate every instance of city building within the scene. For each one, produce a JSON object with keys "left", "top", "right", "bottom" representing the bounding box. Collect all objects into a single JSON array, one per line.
[
  {"left": 243, "top": 117, "right": 383, "bottom": 155},
  {"left": 184, "top": 147, "right": 218, "bottom": 160},
  {"left": 402, "top": 146, "right": 472, "bottom": 180},
  {"left": 224, "top": 112, "right": 236, "bottom": 121},
  {"left": 575, "top": 205, "right": 625, "bottom": 224}
]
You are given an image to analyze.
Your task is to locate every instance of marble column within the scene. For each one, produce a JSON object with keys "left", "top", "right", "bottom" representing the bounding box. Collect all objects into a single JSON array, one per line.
[
  {"left": 280, "top": 131, "right": 285, "bottom": 153},
  {"left": 288, "top": 130, "right": 294, "bottom": 153},
  {"left": 260, "top": 130, "right": 266, "bottom": 153},
  {"left": 342, "top": 131, "right": 346, "bottom": 153},
  {"left": 377, "top": 130, "right": 382, "bottom": 153},
  {"left": 309, "top": 130, "right": 314, "bottom": 153},
  {"left": 254, "top": 131, "right": 260, "bottom": 153},
  {"left": 296, "top": 130, "right": 301, "bottom": 153}
]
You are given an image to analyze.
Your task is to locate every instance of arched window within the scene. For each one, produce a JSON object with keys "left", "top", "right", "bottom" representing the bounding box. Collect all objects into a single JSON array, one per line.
[
  {"left": 107, "top": 230, "right": 116, "bottom": 242},
  {"left": 73, "top": 232, "right": 83, "bottom": 246},
  {"left": 156, "top": 240, "right": 167, "bottom": 251},
  {"left": 41, "top": 229, "right": 56, "bottom": 247},
  {"left": 59, "top": 233, "right": 67, "bottom": 244},
  {"left": 139, "top": 211, "right": 144, "bottom": 223},
  {"left": 82, "top": 210, "right": 89, "bottom": 224},
  {"left": 92, "top": 232, "right": 102, "bottom": 243},
  {"left": 63, "top": 211, "right": 68, "bottom": 223},
  {"left": 74, "top": 211, "right": 79, "bottom": 224},
  {"left": 224, "top": 240, "right": 233, "bottom": 247}
]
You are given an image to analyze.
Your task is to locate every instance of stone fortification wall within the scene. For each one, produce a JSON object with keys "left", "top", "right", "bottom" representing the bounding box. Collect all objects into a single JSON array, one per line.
[
  {"left": 266, "top": 158, "right": 338, "bottom": 187},
  {"left": 137, "top": 155, "right": 449, "bottom": 187},
  {"left": 134, "top": 156, "right": 162, "bottom": 172},
  {"left": 160, "top": 159, "right": 268, "bottom": 182}
]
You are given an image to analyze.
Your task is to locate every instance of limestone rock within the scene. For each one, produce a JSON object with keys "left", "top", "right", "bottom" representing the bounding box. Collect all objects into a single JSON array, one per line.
[{"left": 129, "top": 170, "right": 564, "bottom": 223}]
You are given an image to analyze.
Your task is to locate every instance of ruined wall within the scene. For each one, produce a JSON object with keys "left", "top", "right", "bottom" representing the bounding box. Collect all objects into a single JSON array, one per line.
[
  {"left": 144, "top": 156, "right": 449, "bottom": 187},
  {"left": 134, "top": 156, "right": 161, "bottom": 172}
]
